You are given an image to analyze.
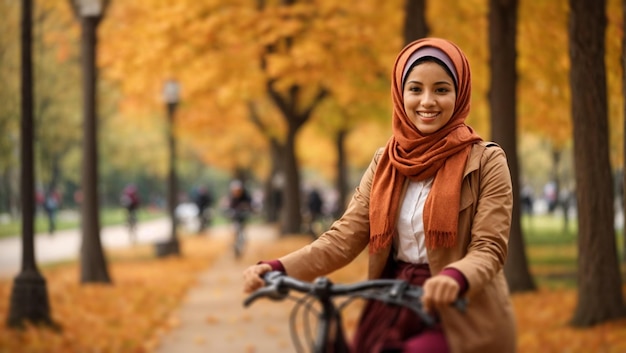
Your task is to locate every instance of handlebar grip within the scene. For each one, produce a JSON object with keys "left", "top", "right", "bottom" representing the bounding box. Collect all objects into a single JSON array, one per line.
[
  {"left": 243, "top": 290, "right": 265, "bottom": 307},
  {"left": 242, "top": 271, "right": 289, "bottom": 307}
]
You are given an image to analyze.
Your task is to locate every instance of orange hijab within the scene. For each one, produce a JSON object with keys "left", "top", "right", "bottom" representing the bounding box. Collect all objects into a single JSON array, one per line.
[{"left": 369, "top": 38, "right": 482, "bottom": 254}]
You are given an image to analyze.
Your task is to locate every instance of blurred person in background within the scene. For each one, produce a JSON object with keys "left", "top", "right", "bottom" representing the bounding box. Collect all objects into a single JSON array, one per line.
[
  {"left": 120, "top": 184, "right": 141, "bottom": 243},
  {"left": 194, "top": 185, "right": 214, "bottom": 233},
  {"left": 305, "top": 187, "right": 324, "bottom": 237},
  {"left": 227, "top": 180, "right": 254, "bottom": 258},
  {"left": 43, "top": 188, "right": 61, "bottom": 235}
]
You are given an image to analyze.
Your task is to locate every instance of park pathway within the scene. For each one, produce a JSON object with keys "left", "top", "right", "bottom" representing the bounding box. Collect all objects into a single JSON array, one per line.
[
  {"left": 153, "top": 223, "right": 295, "bottom": 353},
  {"left": 0, "top": 218, "right": 172, "bottom": 279}
]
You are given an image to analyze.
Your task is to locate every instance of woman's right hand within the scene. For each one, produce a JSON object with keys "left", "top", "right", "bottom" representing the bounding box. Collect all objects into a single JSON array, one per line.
[{"left": 242, "top": 263, "right": 273, "bottom": 293}]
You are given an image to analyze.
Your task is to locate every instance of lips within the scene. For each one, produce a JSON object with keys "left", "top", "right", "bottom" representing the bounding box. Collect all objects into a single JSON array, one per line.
[{"left": 418, "top": 111, "right": 439, "bottom": 119}]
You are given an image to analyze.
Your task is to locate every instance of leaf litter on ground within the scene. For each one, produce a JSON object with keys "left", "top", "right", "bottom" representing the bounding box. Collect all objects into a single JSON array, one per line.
[{"left": 0, "top": 233, "right": 624, "bottom": 353}]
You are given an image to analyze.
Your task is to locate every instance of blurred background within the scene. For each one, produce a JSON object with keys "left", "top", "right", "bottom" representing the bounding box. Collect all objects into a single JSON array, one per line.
[{"left": 1, "top": 0, "right": 622, "bottom": 235}]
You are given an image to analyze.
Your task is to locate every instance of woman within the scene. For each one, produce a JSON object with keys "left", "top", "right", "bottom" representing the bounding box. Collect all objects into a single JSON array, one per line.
[{"left": 243, "top": 37, "right": 516, "bottom": 353}]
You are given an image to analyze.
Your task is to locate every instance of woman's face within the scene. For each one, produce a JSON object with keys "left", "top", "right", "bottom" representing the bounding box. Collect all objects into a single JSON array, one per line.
[{"left": 403, "top": 61, "right": 456, "bottom": 135}]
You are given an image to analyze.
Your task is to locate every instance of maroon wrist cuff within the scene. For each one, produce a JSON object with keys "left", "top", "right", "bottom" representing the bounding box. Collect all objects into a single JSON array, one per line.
[
  {"left": 440, "top": 268, "right": 469, "bottom": 295},
  {"left": 258, "top": 259, "right": 286, "bottom": 273}
]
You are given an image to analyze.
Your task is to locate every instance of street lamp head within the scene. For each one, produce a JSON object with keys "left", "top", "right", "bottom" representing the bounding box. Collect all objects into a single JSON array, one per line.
[
  {"left": 163, "top": 80, "right": 181, "bottom": 105},
  {"left": 74, "top": 0, "right": 103, "bottom": 17}
]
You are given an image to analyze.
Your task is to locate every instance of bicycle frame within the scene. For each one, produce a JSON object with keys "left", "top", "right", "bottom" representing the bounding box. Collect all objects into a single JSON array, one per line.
[{"left": 308, "top": 277, "right": 351, "bottom": 353}]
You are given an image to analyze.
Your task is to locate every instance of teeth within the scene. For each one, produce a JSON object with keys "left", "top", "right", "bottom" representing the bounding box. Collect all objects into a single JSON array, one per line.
[{"left": 418, "top": 112, "right": 438, "bottom": 118}]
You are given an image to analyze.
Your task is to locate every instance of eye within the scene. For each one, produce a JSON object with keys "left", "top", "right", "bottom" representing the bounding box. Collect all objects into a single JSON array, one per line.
[{"left": 406, "top": 85, "right": 422, "bottom": 93}]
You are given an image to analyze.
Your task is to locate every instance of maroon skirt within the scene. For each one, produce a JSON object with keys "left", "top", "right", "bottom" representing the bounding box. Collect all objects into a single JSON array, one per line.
[{"left": 350, "top": 261, "right": 447, "bottom": 353}]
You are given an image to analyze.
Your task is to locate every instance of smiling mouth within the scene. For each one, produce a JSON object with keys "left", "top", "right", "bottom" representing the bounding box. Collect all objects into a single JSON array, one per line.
[{"left": 418, "top": 112, "right": 439, "bottom": 119}]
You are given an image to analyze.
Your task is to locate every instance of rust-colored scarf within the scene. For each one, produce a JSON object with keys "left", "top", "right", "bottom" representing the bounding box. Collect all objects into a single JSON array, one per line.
[{"left": 369, "top": 38, "right": 482, "bottom": 254}]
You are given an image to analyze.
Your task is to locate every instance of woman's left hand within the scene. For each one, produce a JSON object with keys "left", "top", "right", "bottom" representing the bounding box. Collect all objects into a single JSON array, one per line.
[{"left": 421, "top": 274, "right": 460, "bottom": 314}]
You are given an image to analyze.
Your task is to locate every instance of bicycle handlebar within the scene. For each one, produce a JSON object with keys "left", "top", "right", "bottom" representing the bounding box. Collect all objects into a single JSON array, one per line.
[{"left": 244, "top": 271, "right": 467, "bottom": 327}]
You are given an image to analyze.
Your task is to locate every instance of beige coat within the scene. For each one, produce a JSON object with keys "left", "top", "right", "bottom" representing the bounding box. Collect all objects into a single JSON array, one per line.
[{"left": 280, "top": 142, "right": 517, "bottom": 353}]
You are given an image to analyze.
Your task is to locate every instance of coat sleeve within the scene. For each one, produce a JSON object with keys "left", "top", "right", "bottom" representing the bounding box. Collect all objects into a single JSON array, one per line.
[
  {"left": 445, "top": 146, "right": 513, "bottom": 297},
  {"left": 278, "top": 148, "right": 383, "bottom": 282}
]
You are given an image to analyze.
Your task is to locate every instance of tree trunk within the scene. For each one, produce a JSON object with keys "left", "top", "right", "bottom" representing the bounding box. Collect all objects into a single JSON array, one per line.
[
  {"left": 622, "top": 0, "right": 626, "bottom": 263},
  {"left": 569, "top": 0, "right": 626, "bottom": 326},
  {"left": 489, "top": 0, "right": 536, "bottom": 292},
  {"left": 256, "top": 0, "right": 327, "bottom": 235},
  {"left": 264, "top": 141, "right": 283, "bottom": 223},
  {"left": 79, "top": 15, "right": 110, "bottom": 283},
  {"left": 335, "top": 129, "right": 348, "bottom": 216},
  {"left": 281, "top": 123, "right": 301, "bottom": 234},
  {"left": 403, "top": 0, "right": 428, "bottom": 44}
]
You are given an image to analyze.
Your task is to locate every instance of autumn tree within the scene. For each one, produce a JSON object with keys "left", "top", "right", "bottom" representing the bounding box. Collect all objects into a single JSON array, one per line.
[
  {"left": 311, "top": 0, "right": 427, "bottom": 212},
  {"left": 250, "top": 1, "right": 406, "bottom": 233},
  {"left": 301, "top": 1, "right": 402, "bottom": 215},
  {"left": 99, "top": 0, "right": 403, "bottom": 234},
  {"left": 488, "top": 0, "right": 535, "bottom": 292},
  {"left": 568, "top": 0, "right": 625, "bottom": 326}
]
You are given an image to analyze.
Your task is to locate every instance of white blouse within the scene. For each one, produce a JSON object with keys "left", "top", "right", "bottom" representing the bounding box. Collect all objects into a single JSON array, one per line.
[{"left": 393, "top": 178, "right": 434, "bottom": 264}]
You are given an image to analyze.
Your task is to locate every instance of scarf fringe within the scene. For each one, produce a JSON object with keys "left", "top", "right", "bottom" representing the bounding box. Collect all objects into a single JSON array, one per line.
[
  {"left": 370, "top": 231, "right": 394, "bottom": 254},
  {"left": 425, "top": 230, "right": 456, "bottom": 249}
]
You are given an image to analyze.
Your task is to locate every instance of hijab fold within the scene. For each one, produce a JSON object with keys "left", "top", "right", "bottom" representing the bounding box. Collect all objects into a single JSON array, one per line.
[{"left": 369, "top": 38, "right": 482, "bottom": 254}]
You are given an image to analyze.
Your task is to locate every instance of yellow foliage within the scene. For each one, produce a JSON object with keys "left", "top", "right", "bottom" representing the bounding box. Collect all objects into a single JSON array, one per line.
[{"left": 0, "top": 236, "right": 227, "bottom": 353}]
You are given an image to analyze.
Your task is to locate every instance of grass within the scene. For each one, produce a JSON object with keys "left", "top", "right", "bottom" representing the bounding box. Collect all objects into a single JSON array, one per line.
[
  {"left": 0, "top": 207, "right": 166, "bottom": 239},
  {"left": 522, "top": 213, "right": 626, "bottom": 288}
]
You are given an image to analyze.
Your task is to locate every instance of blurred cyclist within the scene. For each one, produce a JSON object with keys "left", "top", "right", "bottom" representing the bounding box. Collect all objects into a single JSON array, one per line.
[
  {"left": 120, "top": 184, "right": 140, "bottom": 243},
  {"left": 227, "top": 180, "right": 253, "bottom": 258}
]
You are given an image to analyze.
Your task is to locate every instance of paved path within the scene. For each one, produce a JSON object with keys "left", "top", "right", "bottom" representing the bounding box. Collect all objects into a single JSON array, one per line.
[
  {"left": 0, "top": 218, "right": 173, "bottom": 278},
  {"left": 153, "top": 223, "right": 294, "bottom": 353}
]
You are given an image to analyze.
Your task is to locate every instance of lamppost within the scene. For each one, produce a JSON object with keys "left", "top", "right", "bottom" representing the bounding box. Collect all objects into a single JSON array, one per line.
[
  {"left": 156, "top": 79, "right": 181, "bottom": 257},
  {"left": 70, "top": 0, "right": 111, "bottom": 283},
  {"left": 7, "top": 0, "right": 54, "bottom": 329}
]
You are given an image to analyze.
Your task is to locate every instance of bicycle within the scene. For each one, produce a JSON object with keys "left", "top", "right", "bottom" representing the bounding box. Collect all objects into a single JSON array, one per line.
[
  {"left": 228, "top": 209, "right": 249, "bottom": 259},
  {"left": 197, "top": 207, "right": 213, "bottom": 234},
  {"left": 243, "top": 271, "right": 467, "bottom": 353}
]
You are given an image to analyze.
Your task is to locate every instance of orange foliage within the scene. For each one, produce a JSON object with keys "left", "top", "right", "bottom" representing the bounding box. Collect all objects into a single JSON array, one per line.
[
  {"left": 513, "top": 288, "right": 626, "bottom": 353},
  {"left": 98, "top": 0, "right": 404, "bottom": 175},
  {"left": 0, "top": 236, "right": 227, "bottom": 353}
]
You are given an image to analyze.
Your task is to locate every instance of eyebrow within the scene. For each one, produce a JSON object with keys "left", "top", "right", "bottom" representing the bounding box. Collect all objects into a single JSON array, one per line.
[{"left": 405, "top": 80, "right": 454, "bottom": 86}]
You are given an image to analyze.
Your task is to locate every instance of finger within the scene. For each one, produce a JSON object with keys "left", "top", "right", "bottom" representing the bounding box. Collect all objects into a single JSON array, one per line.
[
  {"left": 244, "top": 274, "right": 265, "bottom": 293},
  {"left": 243, "top": 264, "right": 273, "bottom": 293},
  {"left": 421, "top": 281, "right": 436, "bottom": 314},
  {"left": 433, "top": 279, "right": 459, "bottom": 308}
]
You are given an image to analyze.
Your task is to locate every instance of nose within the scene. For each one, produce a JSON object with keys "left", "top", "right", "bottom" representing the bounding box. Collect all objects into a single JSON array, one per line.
[{"left": 421, "top": 91, "right": 435, "bottom": 107}]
